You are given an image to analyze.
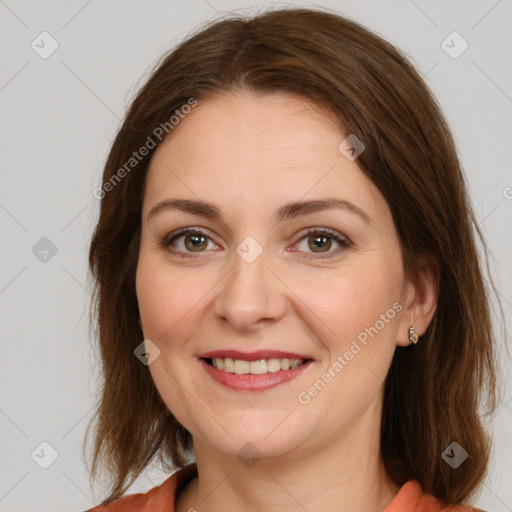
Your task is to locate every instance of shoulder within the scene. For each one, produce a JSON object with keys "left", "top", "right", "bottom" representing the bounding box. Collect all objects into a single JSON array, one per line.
[
  {"left": 383, "top": 479, "right": 489, "bottom": 512},
  {"left": 84, "top": 491, "right": 151, "bottom": 512},
  {"left": 83, "top": 479, "right": 172, "bottom": 512},
  {"left": 84, "top": 463, "right": 198, "bottom": 512}
]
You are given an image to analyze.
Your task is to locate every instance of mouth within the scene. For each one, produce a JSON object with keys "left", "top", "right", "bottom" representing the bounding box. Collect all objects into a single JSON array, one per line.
[
  {"left": 198, "top": 350, "right": 314, "bottom": 391},
  {"left": 204, "top": 356, "right": 306, "bottom": 374}
]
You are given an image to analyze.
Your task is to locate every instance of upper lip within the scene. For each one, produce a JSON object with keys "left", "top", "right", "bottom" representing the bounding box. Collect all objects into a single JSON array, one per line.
[{"left": 198, "top": 350, "right": 312, "bottom": 361}]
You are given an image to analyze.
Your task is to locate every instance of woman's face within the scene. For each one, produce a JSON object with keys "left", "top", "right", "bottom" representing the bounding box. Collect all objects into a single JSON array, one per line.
[{"left": 136, "top": 91, "right": 416, "bottom": 462}]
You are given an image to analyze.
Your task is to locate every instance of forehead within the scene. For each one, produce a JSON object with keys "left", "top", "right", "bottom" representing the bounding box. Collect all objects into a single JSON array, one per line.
[{"left": 144, "top": 91, "right": 382, "bottom": 220}]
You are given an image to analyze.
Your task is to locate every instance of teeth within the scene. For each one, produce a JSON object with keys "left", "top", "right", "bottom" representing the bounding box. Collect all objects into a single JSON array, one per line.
[
  {"left": 267, "top": 359, "right": 281, "bottom": 372},
  {"left": 210, "top": 357, "right": 304, "bottom": 374},
  {"left": 233, "top": 359, "right": 250, "bottom": 375},
  {"left": 211, "top": 358, "right": 225, "bottom": 370},
  {"left": 249, "top": 360, "right": 267, "bottom": 375},
  {"left": 224, "top": 357, "right": 234, "bottom": 373}
]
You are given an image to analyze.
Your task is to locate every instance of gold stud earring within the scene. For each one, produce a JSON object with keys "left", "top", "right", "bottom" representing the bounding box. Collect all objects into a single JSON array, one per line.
[{"left": 409, "top": 326, "right": 419, "bottom": 344}]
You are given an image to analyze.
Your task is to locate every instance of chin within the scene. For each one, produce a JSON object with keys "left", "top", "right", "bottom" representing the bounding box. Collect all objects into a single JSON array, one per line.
[{"left": 189, "top": 409, "right": 315, "bottom": 463}]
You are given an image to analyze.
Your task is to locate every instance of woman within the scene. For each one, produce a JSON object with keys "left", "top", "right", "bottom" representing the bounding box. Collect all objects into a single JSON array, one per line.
[{"left": 85, "top": 7, "right": 500, "bottom": 511}]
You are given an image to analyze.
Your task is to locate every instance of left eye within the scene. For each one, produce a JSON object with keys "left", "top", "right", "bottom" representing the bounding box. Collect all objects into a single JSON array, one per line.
[
  {"left": 161, "top": 228, "right": 350, "bottom": 258},
  {"left": 294, "top": 229, "right": 350, "bottom": 257}
]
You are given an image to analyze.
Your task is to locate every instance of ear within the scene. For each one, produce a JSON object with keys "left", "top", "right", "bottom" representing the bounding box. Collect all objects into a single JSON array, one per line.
[{"left": 396, "top": 258, "right": 439, "bottom": 347}]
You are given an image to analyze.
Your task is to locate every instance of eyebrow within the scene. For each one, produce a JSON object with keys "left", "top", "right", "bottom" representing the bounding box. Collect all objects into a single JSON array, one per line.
[{"left": 147, "top": 198, "right": 372, "bottom": 225}]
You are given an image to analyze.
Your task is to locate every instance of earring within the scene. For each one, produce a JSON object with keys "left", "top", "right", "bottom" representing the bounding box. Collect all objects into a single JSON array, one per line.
[{"left": 409, "top": 326, "right": 419, "bottom": 344}]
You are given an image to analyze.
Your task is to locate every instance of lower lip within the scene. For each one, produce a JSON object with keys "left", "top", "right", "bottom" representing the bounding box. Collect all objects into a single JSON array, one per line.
[{"left": 200, "top": 359, "right": 313, "bottom": 391}]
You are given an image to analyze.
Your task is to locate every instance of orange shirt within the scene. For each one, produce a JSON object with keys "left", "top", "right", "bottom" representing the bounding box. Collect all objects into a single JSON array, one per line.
[{"left": 86, "top": 464, "right": 483, "bottom": 512}]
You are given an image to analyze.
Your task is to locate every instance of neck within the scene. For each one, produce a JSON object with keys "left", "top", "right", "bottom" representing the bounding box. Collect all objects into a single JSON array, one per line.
[{"left": 176, "top": 398, "right": 401, "bottom": 512}]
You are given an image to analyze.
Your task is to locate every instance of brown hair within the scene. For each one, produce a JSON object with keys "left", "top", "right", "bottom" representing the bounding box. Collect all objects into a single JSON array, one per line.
[{"left": 85, "top": 6, "right": 503, "bottom": 507}]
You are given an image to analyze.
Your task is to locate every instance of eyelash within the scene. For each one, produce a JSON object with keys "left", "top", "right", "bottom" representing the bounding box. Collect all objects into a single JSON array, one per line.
[{"left": 160, "top": 227, "right": 351, "bottom": 260}]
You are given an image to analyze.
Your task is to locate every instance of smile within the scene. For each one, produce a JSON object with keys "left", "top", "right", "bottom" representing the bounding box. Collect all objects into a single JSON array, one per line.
[
  {"left": 198, "top": 351, "right": 313, "bottom": 391},
  {"left": 208, "top": 357, "right": 305, "bottom": 374}
]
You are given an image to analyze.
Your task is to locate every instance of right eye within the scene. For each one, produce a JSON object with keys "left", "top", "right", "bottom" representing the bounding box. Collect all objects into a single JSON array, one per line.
[{"left": 161, "top": 227, "right": 219, "bottom": 258}]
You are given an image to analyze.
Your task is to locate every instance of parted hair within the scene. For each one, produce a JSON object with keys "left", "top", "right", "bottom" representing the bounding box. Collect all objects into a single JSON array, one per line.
[{"left": 85, "top": 6, "right": 502, "bottom": 507}]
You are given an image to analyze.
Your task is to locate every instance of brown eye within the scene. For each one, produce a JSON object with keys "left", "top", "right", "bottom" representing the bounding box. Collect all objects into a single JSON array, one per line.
[
  {"left": 308, "top": 234, "right": 332, "bottom": 253},
  {"left": 294, "top": 228, "right": 350, "bottom": 259},
  {"left": 162, "top": 228, "right": 217, "bottom": 257},
  {"left": 183, "top": 233, "right": 208, "bottom": 252}
]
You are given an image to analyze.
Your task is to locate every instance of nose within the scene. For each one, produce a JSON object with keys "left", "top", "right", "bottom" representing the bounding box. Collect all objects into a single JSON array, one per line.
[{"left": 213, "top": 246, "right": 287, "bottom": 333}]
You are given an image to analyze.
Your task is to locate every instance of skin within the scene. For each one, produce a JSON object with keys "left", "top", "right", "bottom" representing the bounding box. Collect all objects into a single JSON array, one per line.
[{"left": 136, "top": 90, "right": 437, "bottom": 512}]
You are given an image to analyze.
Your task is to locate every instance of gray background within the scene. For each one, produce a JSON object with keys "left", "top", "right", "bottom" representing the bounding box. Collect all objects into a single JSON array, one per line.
[{"left": 1, "top": 0, "right": 511, "bottom": 510}]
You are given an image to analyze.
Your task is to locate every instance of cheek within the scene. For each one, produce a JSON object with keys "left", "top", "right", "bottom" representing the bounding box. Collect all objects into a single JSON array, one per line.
[
  {"left": 135, "top": 252, "right": 217, "bottom": 349},
  {"left": 295, "top": 261, "right": 402, "bottom": 343},
  {"left": 136, "top": 254, "right": 186, "bottom": 342},
  {"left": 304, "top": 267, "right": 402, "bottom": 411}
]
